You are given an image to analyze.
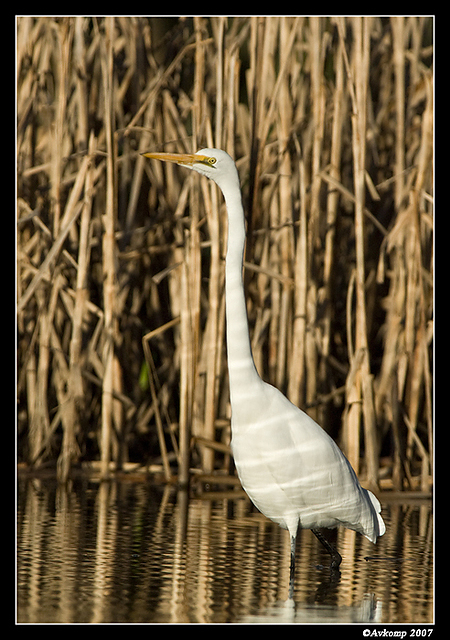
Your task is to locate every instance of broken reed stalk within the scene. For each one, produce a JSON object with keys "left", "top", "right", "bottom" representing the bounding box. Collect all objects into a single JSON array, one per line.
[{"left": 17, "top": 17, "right": 433, "bottom": 490}]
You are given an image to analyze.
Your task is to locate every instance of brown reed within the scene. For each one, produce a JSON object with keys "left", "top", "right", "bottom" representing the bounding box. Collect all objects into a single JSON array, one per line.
[{"left": 17, "top": 17, "right": 433, "bottom": 490}]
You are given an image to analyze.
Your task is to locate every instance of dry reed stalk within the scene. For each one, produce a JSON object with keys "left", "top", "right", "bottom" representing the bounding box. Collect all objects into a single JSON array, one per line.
[
  {"left": 178, "top": 259, "right": 194, "bottom": 486},
  {"left": 303, "top": 18, "right": 325, "bottom": 424},
  {"left": 288, "top": 150, "right": 308, "bottom": 408},
  {"left": 340, "top": 18, "right": 374, "bottom": 479},
  {"left": 391, "top": 17, "right": 406, "bottom": 212},
  {"left": 59, "top": 133, "right": 96, "bottom": 480},
  {"left": 319, "top": 22, "right": 345, "bottom": 406},
  {"left": 245, "top": 17, "right": 265, "bottom": 265},
  {"left": 201, "top": 21, "right": 227, "bottom": 471},
  {"left": 275, "top": 18, "right": 295, "bottom": 393},
  {"left": 142, "top": 330, "right": 173, "bottom": 482},
  {"left": 98, "top": 17, "right": 119, "bottom": 482},
  {"left": 49, "top": 20, "right": 70, "bottom": 237},
  {"left": 179, "top": 18, "right": 206, "bottom": 475}
]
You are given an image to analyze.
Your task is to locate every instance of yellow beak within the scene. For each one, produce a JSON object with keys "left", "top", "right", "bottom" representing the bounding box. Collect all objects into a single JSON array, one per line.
[{"left": 142, "top": 151, "right": 212, "bottom": 167}]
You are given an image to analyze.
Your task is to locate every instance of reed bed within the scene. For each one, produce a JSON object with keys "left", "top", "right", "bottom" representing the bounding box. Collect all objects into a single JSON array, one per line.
[{"left": 17, "top": 16, "right": 433, "bottom": 488}]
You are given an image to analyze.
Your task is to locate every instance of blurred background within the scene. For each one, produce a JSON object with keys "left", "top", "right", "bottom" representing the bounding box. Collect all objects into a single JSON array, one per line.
[{"left": 17, "top": 17, "right": 433, "bottom": 490}]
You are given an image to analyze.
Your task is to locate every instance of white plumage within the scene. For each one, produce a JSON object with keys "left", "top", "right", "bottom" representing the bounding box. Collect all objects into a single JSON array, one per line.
[
  {"left": 143, "top": 147, "right": 385, "bottom": 597},
  {"left": 231, "top": 379, "right": 384, "bottom": 542}
]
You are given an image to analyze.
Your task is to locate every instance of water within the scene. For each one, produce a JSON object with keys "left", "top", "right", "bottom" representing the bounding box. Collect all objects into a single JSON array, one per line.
[{"left": 17, "top": 478, "right": 433, "bottom": 624}]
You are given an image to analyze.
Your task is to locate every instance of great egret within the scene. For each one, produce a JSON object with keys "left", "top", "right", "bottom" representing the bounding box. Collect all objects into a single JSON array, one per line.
[{"left": 143, "top": 148, "right": 385, "bottom": 598}]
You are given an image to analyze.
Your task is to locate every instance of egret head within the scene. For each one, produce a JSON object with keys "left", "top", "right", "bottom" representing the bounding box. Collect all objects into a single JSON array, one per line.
[{"left": 142, "top": 147, "right": 239, "bottom": 191}]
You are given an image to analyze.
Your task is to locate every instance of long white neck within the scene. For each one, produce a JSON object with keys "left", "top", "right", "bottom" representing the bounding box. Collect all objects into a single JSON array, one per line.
[{"left": 220, "top": 176, "right": 261, "bottom": 402}]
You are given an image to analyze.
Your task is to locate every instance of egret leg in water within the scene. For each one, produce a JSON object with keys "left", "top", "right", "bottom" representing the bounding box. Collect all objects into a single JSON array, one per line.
[
  {"left": 289, "top": 536, "right": 296, "bottom": 600},
  {"left": 143, "top": 148, "right": 386, "bottom": 597},
  {"left": 288, "top": 530, "right": 342, "bottom": 599},
  {"left": 312, "top": 529, "right": 342, "bottom": 570}
]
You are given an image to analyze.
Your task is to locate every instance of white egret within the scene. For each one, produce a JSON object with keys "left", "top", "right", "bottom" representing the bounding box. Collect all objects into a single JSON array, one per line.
[{"left": 143, "top": 148, "right": 385, "bottom": 598}]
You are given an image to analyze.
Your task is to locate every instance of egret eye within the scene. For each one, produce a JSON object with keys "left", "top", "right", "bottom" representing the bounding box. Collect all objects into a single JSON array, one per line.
[{"left": 208, "top": 157, "right": 216, "bottom": 165}]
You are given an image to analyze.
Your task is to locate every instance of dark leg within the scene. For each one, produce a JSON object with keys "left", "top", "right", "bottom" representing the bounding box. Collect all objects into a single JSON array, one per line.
[
  {"left": 311, "top": 529, "right": 342, "bottom": 570},
  {"left": 289, "top": 535, "right": 296, "bottom": 599}
]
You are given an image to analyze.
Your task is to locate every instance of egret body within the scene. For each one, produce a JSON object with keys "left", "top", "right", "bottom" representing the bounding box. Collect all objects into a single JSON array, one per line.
[{"left": 143, "top": 148, "right": 385, "bottom": 597}]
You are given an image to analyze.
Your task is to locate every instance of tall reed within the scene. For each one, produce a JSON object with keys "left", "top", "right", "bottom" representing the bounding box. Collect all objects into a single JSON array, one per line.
[{"left": 17, "top": 17, "right": 433, "bottom": 489}]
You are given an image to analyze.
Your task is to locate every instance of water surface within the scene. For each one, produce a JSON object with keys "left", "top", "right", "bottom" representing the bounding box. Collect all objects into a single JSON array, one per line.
[{"left": 17, "top": 478, "right": 433, "bottom": 623}]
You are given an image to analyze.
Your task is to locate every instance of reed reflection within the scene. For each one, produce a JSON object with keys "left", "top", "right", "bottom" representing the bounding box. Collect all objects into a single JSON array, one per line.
[{"left": 17, "top": 480, "right": 432, "bottom": 623}]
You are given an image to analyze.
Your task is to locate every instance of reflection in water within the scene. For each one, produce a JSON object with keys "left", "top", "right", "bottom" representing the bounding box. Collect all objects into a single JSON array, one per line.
[
  {"left": 239, "top": 593, "right": 382, "bottom": 623},
  {"left": 17, "top": 478, "right": 433, "bottom": 623}
]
